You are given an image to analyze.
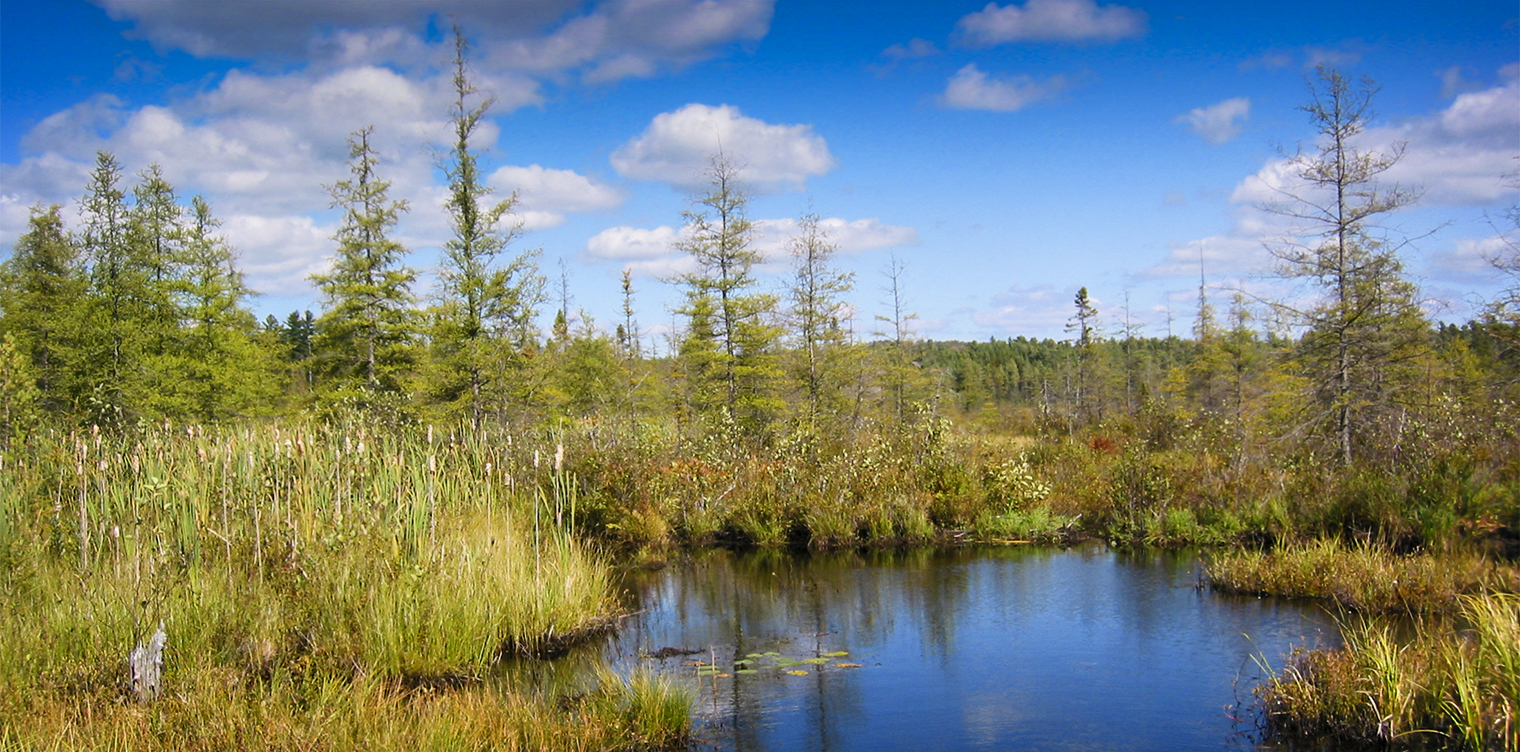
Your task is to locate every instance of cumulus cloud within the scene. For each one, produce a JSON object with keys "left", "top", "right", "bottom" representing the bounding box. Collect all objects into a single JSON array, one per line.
[
  {"left": 1231, "top": 74, "right": 1519, "bottom": 208},
  {"left": 584, "top": 225, "right": 686, "bottom": 261},
  {"left": 940, "top": 64, "right": 1067, "bottom": 112},
  {"left": 1138, "top": 235, "right": 1273, "bottom": 280},
  {"left": 1427, "top": 235, "right": 1518, "bottom": 284},
  {"left": 222, "top": 213, "right": 335, "bottom": 292},
  {"left": 584, "top": 216, "right": 916, "bottom": 277},
  {"left": 488, "top": 164, "right": 624, "bottom": 229},
  {"left": 1174, "top": 97, "right": 1250, "bottom": 145},
  {"left": 610, "top": 104, "right": 835, "bottom": 191},
  {"left": 954, "top": 0, "right": 1146, "bottom": 46},
  {"left": 751, "top": 217, "right": 918, "bottom": 258},
  {"left": 1145, "top": 68, "right": 1520, "bottom": 282},
  {"left": 98, "top": 0, "right": 773, "bottom": 84}
]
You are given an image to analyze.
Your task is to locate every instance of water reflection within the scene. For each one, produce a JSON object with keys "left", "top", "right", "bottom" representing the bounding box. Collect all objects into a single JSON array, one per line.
[{"left": 603, "top": 544, "right": 1338, "bottom": 752}]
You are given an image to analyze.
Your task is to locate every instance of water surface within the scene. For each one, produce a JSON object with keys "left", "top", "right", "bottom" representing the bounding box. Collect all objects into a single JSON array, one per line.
[{"left": 608, "top": 544, "right": 1339, "bottom": 751}]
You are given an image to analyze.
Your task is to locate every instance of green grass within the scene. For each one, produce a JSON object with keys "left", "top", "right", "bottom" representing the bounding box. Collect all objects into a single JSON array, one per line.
[
  {"left": 0, "top": 422, "right": 687, "bottom": 750},
  {"left": 1207, "top": 539, "right": 1516, "bottom": 612},
  {"left": 1258, "top": 593, "right": 1520, "bottom": 750}
]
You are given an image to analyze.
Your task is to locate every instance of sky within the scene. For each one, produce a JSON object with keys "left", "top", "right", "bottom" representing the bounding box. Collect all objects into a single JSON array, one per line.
[{"left": 1, "top": 0, "right": 1516, "bottom": 347}]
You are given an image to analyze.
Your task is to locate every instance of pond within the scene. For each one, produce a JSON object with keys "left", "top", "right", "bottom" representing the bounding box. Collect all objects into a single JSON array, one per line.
[{"left": 604, "top": 544, "right": 1340, "bottom": 752}]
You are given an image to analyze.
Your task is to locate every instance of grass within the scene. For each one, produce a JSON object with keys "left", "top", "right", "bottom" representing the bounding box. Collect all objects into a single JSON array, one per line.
[
  {"left": 1257, "top": 593, "right": 1520, "bottom": 750},
  {"left": 1207, "top": 539, "right": 1518, "bottom": 612},
  {"left": 2, "top": 668, "right": 691, "bottom": 751},
  {"left": 0, "top": 422, "right": 689, "bottom": 750}
]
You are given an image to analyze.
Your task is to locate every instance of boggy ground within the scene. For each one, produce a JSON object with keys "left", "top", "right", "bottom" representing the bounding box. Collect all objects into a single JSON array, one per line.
[
  {"left": 2, "top": 415, "right": 1516, "bottom": 750},
  {"left": 0, "top": 424, "right": 690, "bottom": 751}
]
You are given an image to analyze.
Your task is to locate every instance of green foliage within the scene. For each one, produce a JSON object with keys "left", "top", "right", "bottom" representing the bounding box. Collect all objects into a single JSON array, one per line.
[
  {"left": 676, "top": 155, "right": 782, "bottom": 436},
  {"left": 427, "top": 26, "right": 545, "bottom": 428},
  {"left": 312, "top": 127, "right": 418, "bottom": 401},
  {"left": 0, "top": 204, "right": 86, "bottom": 416}
]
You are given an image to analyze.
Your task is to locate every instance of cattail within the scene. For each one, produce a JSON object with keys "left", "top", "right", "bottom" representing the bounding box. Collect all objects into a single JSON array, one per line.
[
  {"left": 534, "top": 450, "right": 540, "bottom": 469},
  {"left": 554, "top": 444, "right": 564, "bottom": 473}
]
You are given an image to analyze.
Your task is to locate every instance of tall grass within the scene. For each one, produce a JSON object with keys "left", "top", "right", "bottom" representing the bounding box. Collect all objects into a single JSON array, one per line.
[
  {"left": 0, "top": 421, "right": 686, "bottom": 748},
  {"left": 1258, "top": 593, "right": 1520, "bottom": 750},
  {"left": 1208, "top": 539, "right": 1517, "bottom": 612}
]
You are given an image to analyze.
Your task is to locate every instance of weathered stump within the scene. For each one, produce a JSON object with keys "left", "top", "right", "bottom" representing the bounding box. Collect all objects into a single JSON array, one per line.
[{"left": 128, "top": 623, "right": 167, "bottom": 702}]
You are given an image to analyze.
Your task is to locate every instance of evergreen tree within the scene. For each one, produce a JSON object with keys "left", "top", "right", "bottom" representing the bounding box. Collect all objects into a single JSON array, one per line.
[
  {"left": 676, "top": 155, "right": 781, "bottom": 434},
  {"left": 428, "top": 25, "right": 543, "bottom": 427},
  {"left": 0, "top": 333, "right": 40, "bottom": 450},
  {"left": 77, "top": 152, "right": 146, "bottom": 426},
  {"left": 1065, "top": 286, "right": 1100, "bottom": 423},
  {"left": 618, "top": 268, "right": 640, "bottom": 359},
  {"left": 177, "top": 196, "right": 276, "bottom": 421},
  {"left": 1263, "top": 67, "right": 1427, "bottom": 465},
  {"left": 312, "top": 127, "right": 417, "bottom": 397},
  {"left": 0, "top": 205, "right": 86, "bottom": 416},
  {"left": 787, "top": 213, "right": 855, "bottom": 426}
]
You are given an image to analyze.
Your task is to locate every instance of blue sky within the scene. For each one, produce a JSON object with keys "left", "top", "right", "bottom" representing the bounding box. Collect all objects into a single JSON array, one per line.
[{"left": 2, "top": 0, "right": 1516, "bottom": 345}]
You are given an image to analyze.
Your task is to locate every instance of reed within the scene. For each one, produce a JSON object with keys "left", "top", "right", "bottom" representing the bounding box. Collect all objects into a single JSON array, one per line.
[
  {"left": 1207, "top": 539, "right": 1515, "bottom": 612},
  {"left": 1258, "top": 593, "right": 1520, "bottom": 750},
  {"left": 0, "top": 421, "right": 685, "bottom": 748}
]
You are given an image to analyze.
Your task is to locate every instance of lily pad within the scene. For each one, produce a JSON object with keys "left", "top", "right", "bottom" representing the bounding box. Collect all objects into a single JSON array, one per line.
[
  {"left": 822, "top": 651, "right": 849, "bottom": 658},
  {"left": 784, "top": 669, "right": 809, "bottom": 676},
  {"left": 735, "top": 669, "right": 758, "bottom": 675},
  {"left": 801, "top": 657, "right": 829, "bottom": 665},
  {"left": 833, "top": 662, "right": 863, "bottom": 669}
]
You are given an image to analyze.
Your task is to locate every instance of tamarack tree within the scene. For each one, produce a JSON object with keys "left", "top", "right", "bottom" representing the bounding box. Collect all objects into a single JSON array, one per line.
[{"left": 1262, "top": 66, "right": 1427, "bottom": 466}]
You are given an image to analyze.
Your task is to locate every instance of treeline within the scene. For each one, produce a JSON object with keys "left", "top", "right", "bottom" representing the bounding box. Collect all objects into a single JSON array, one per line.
[{"left": 2, "top": 59, "right": 1518, "bottom": 485}]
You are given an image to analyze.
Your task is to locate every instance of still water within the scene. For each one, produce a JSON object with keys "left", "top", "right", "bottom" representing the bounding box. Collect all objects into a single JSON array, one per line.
[{"left": 606, "top": 544, "right": 1339, "bottom": 751}]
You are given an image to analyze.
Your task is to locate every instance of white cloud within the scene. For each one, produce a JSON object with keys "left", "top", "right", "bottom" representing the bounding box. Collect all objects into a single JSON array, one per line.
[
  {"left": 1147, "top": 69, "right": 1520, "bottom": 282},
  {"left": 1139, "top": 235, "right": 1273, "bottom": 280},
  {"left": 954, "top": 0, "right": 1146, "bottom": 46},
  {"left": 751, "top": 217, "right": 919, "bottom": 259},
  {"left": 1427, "top": 235, "right": 1518, "bottom": 284},
  {"left": 610, "top": 104, "right": 835, "bottom": 190},
  {"left": 940, "top": 64, "right": 1067, "bottom": 112},
  {"left": 882, "top": 38, "right": 939, "bottom": 59},
  {"left": 584, "top": 225, "right": 685, "bottom": 261},
  {"left": 99, "top": 0, "right": 773, "bottom": 84},
  {"left": 222, "top": 213, "right": 335, "bottom": 292},
  {"left": 488, "top": 164, "right": 625, "bottom": 229},
  {"left": 1174, "top": 97, "right": 1250, "bottom": 145},
  {"left": 1232, "top": 75, "right": 1518, "bottom": 208},
  {"left": 584, "top": 216, "right": 916, "bottom": 277}
]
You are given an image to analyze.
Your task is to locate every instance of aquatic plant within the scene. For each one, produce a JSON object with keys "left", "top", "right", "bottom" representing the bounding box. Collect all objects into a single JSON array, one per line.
[{"left": 1258, "top": 593, "right": 1520, "bottom": 749}]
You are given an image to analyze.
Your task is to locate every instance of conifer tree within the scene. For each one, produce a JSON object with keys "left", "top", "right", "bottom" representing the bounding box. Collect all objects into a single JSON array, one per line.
[
  {"left": 676, "top": 155, "right": 781, "bottom": 434},
  {"left": 875, "top": 254, "right": 921, "bottom": 421},
  {"left": 130, "top": 164, "right": 196, "bottom": 417},
  {"left": 178, "top": 196, "right": 275, "bottom": 420},
  {"left": 429, "top": 25, "right": 543, "bottom": 428},
  {"left": 0, "top": 205, "right": 86, "bottom": 416},
  {"left": 1263, "top": 67, "right": 1427, "bottom": 465},
  {"left": 312, "top": 126, "right": 417, "bottom": 397},
  {"left": 77, "top": 152, "right": 147, "bottom": 425},
  {"left": 787, "top": 213, "right": 855, "bottom": 425},
  {"left": 1065, "top": 286, "right": 1100, "bottom": 423}
]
